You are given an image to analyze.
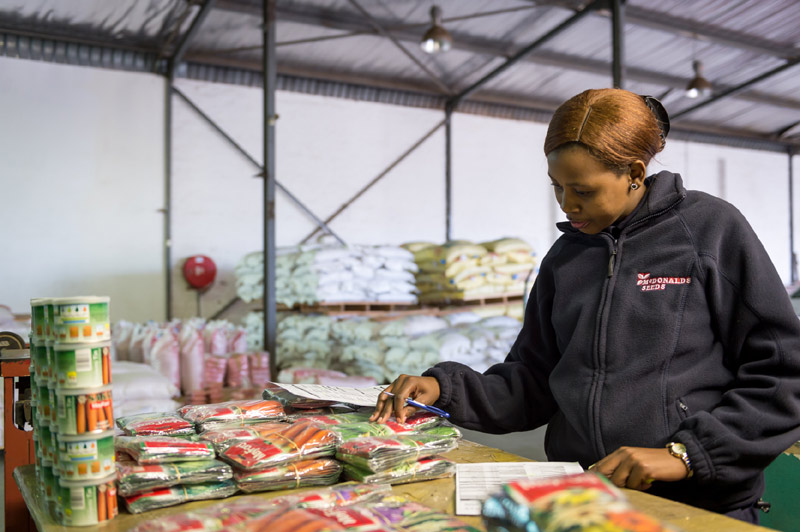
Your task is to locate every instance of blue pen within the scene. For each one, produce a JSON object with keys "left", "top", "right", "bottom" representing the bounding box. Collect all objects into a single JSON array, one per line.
[{"left": 381, "top": 392, "right": 450, "bottom": 419}]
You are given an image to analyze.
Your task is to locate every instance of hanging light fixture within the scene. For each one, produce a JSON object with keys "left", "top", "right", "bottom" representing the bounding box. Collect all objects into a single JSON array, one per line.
[
  {"left": 685, "top": 60, "right": 712, "bottom": 98},
  {"left": 420, "top": 6, "right": 452, "bottom": 54}
]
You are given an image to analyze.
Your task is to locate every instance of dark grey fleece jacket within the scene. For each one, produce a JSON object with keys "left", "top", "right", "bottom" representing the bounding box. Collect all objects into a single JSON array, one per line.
[{"left": 423, "top": 171, "right": 800, "bottom": 513}]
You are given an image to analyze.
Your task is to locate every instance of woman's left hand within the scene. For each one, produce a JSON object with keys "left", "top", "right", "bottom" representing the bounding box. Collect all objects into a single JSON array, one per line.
[{"left": 590, "top": 447, "right": 689, "bottom": 490}]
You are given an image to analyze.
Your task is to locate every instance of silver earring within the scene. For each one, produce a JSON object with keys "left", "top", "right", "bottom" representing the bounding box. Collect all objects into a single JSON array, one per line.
[{"left": 630, "top": 183, "right": 640, "bottom": 190}]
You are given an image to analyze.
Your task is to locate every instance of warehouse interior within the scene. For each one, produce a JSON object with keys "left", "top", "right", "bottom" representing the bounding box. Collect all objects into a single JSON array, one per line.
[{"left": 2, "top": 0, "right": 800, "bottom": 530}]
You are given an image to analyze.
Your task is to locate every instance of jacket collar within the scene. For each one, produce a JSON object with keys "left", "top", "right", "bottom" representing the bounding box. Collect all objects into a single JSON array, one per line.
[{"left": 556, "top": 170, "right": 687, "bottom": 235}]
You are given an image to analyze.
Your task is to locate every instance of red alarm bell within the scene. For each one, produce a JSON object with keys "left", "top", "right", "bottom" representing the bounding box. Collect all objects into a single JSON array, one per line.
[{"left": 183, "top": 255, "right": 217, "bottom": 290}]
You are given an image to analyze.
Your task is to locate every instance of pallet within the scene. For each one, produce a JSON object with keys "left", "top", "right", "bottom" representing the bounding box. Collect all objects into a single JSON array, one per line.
[{"left": 421, "top": 292, "right": 525, "bottom": 307}]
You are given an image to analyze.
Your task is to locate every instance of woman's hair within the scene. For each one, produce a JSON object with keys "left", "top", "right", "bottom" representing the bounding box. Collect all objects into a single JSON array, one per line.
[{"left": 544, "top": 88, "right": 665, "bottom": 173}]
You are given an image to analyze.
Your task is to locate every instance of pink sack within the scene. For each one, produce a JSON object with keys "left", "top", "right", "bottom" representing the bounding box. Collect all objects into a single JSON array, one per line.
[
  {"left": 226, "top": 354, "right": 251, "bottom": 389},
  {"left": 150, "top": 329, "right": 181, "bottom": 391},
  {"left": 204, "top": 323, "right": 228, "bottom": 356},
  {"left": 179, "top": 324, "right": 205, "bottom": 394},
  {"left": 204, "top": 354, "right": 228, "bottom": 387},
  {"left": 249, "top": 352, "right": 271, "bottom": 388},
  {"left": 227, "top": 327, "right": 249, "bottom": 353}
]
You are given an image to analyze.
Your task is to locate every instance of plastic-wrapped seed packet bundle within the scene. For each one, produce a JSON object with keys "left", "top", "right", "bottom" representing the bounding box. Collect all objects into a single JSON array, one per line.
[
  {"left": 116, "top": 436, "right": 215, "bottom": 464},
  {"left": 179, "top": 399, "right": 286, "bottom": 428},
  {"left": 234, "top": 458, "right": 342, "bottom": 493},
  {"left": 303, "top": 411, "right": 442, "bottom": 432},
  {"left": 220, "top": 421, "right": 339, "bottom": 470},
  {"left": 326, "top": 421, "right": 414, "bottom": 442},
  {"left": 361, "top": 500, "right": 482, "bottom": 532},
  {"left": 116, "top": 459, "right": 233, "bottom": 496},
  {"left": 267, "top": 482, "right": 393, "bottom": 509},
  {"left": 285, "top": 405, "right": 358, "bottom": 422},
  {"left": 335, "top": 426, "right": 461, "bottom": 473},
  {"left": 262, "top": 383, "right": 338, "bottom": 409},
  {"left": 235, "top": 507, "right": 354, "bottom": 532},
  {"left": 481, "top": 473, "right": 682, "bottom": 532},
  {"left": 116, "top": 412, "right": 196, "bottom": 437},
  {"left": 198, "top": 422, "right": 288, "bottom": 452},
  {"left": 342, "top": 456, "right": 456, "bottom": 485},
  {"left": 128, "top": 484, "right": 393, "bottom": 532},
  {"left": 123, "top": 479, "right": 238, "bottom": 514},
  {"left": 128, "top": 497, "right": 287, "bottom": 532}
]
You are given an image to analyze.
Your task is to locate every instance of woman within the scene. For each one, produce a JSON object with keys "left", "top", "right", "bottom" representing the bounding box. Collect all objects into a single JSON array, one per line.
[{"left": 372, "top": 88, "right": 800, "bottom": 523}]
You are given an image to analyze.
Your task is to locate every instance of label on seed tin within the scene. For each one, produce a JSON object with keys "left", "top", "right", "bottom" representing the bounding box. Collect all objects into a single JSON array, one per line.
[{"left": 55, "top": 344, "right": 110, "bottom": 387}]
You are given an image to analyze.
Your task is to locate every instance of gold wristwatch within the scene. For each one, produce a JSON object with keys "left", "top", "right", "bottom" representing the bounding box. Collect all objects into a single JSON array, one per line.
[{"left": 666, "top": 442, "right": 694, "bottom": 478}]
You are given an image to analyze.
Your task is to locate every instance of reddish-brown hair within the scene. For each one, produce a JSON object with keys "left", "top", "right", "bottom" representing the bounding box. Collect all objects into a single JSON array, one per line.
[{"left": 544, "top": 89, "right": 663, "bottom": 172}]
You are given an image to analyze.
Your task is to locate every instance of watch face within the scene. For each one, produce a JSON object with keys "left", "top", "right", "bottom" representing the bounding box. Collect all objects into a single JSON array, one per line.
[{"left": 669, "top": 442, "right": 687, "bottom": 455}]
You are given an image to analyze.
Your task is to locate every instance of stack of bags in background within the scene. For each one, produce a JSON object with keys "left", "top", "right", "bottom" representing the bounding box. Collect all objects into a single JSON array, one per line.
[
  {"left": 112, "top": 319, "right": 269, "bottom": 404},
  {"left": 29, "top": 296, "right": 118, "bottom": 527},
  {"left": 245, "top": 311, "right": 522, "bottom": 384},
  {"left": 408, "top": 238, "right": 536, "bottom": 302},
  {"left": 235, "top": 243, "right": 419, "bottom": 307}
]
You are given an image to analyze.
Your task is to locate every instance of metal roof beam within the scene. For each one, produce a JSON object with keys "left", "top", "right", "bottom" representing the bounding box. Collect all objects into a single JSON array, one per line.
[
  {"left": 207, "top": 2, "right": 800, "bottom": 113},
  {"left": 171, "top": 0, "right": 216, "bottom": 70},
  {"left": 448, "top": 0, "right": 600, "bottom": 108},
  {"left": 672, "top": 57, "right": 800, "bottom": 120}
]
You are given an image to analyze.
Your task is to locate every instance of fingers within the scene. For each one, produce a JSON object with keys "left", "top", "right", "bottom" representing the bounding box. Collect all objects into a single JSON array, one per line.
[
  {"left": 369, "top": 383, "right": 395, "bottom": 422},
  {"left": 590, "top": 447, "right": 665, "bottom": 491}
]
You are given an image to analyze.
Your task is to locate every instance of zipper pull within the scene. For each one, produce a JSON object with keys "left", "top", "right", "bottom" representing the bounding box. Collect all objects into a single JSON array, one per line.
[{"left": 608, "top": 249, "right": 617, "bottom": 277}]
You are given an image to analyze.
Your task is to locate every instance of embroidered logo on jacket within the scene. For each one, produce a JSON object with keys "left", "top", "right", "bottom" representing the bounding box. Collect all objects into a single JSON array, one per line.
[{"left": 637, "top": 273, "right": 691, "bottom": 291}]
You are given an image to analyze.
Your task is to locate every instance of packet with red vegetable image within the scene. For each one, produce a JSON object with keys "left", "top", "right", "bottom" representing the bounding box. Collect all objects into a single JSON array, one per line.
[
  {"left": 179, "top": 399, "right": 286, "bottom": 429},
  {"left": 234, "top": 458, "right": 342, "bottom": 493},
  {"left": 220, "top": 421, "right": 339, "bottom": 470},
  {"left": 116, "top": 436, "right": 215, "bottom": 464},
  {"left": 116, "top": 412, "right": 195, "bottom": 437}
]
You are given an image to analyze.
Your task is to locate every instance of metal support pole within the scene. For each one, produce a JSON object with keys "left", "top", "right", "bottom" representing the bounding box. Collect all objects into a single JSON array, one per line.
[
  {"left": 301, "top": 118, "right": 447, "bottom": 244},
  {"left": 263, "top": 0, "right": 278, "bottom": 381},
  {"left": 164, "top": 71, "right": 174, "bottom": 320},
  {"left": 790, "top": 148, "right": 797, "bottom": 283},
  {"left": 611, "top": 0, "right": 625, "bottom": 89},
  {"left": 445, "top": 104, "right": 453, "bottom": 241}
]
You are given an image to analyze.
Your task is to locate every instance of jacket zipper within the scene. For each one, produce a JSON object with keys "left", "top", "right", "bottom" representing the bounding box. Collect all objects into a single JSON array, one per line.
[{"left": 589, "top": 235, "right": 620, "bottom": 458}]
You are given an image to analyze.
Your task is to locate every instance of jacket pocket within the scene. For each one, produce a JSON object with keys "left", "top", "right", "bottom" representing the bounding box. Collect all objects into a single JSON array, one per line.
[{"left": 675, "top": 398, "right": 691, "bottom": 420}]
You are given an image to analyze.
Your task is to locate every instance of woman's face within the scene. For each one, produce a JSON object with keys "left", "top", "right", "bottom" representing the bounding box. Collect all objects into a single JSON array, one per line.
[{"left": 546, "top": 144, "right": 644, "bottom": 235}]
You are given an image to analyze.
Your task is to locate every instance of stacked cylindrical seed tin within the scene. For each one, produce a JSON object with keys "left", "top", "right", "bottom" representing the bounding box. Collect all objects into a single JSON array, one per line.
[{"left": 30, "top": 296, "right": 118, "bottom": 526}]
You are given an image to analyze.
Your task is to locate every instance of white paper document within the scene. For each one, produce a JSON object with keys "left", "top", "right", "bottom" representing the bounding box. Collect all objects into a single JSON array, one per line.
[
  {"left": 455, "top": 461, "right": 584, "bottom": 515},
  {"left": 272, "top": 383, "right": 386, "bottom": 407}
]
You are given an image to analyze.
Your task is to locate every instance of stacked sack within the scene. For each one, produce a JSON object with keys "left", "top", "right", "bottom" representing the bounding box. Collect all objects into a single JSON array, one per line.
[
  {"left": 408, "top": 238, "right": 536, "bottom": 302},
  {"left": 251, "top": 312, "right": 521, "bottom": 383},
  {"left": 236, "top": 244, "right": 419, "bottom": 307},
  {"left": 29, "top": 296, "right": 118, "bottom": 527},
  {"left": 113, "top": 319, "right": 267, "bottom": 403},
  {"left": 482, "top": 473, "right": 682, "bottom": 532}
]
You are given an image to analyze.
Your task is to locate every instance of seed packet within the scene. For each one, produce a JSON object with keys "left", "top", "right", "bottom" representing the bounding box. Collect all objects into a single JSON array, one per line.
[
  {"left": 336, "top": 426, "right": 461, "bottom": 472},
  {"left": 128, "top": 496, "right": 287, "bottom": 531},
  {"left": 303, "top": 411, "right": 442, "bottom": 431},
  {"left": 236, "top": 508, "right": 351, "bottom": 532},
  {"left": 128, "top": 485, "right": 393, "bottom": 532},
  {"left": 234, "top": 458, "right": 342, "bottom": 493},
  {"left": 116, "top": 412, "right": 196, "bottom": 437},
  {"left": 220, "top": 421, "right": 339, "bottom": 470},
  {"left": 122, "top": 479, "right": 238, "bottom": 514},
  {"left": 342, "top": 456, "right": 456, "bottom": 485},
  {"left": 179, "top": 399, "right": 285, "bottom": 428},
  {"left": 116, "top": 459, "right": 233, "bottom": 496},
  {"left": 198, "top": 422, "right": 288, "bottom": 452},
  {"left": 306, "top": 501, "right": 480, "bottom": 532},
  {"left": 326, "top": 421, "right": 415, "bottom": 442},
  {"left": 481, "top": 473, "right": 680, "bottom": 532},
  {"left": 267, "top": 482, "right": 393, "bottom": 509},
  {"left": 285, "top": 405, "right": 358, "bottom": 422},
  {"left": 116, "top": 436, "right": 215, "bottom": 464}
]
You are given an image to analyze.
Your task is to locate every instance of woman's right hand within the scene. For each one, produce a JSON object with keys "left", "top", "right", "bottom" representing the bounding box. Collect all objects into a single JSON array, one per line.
[{"left": 370, "top": 374, "right": 441, "bottom": 424}]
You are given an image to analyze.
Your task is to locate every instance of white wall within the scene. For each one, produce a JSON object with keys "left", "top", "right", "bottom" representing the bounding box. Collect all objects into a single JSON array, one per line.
[
  {"left": 2, "top": 57, "right": 797, "bottom": 322},
  {"left": 0, "top": 57, "right": 166, "bottom": 323}
]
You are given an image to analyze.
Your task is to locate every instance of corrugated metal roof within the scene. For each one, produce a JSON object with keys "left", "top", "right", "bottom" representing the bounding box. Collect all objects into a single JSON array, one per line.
[{"left": 1, "top": 0, "right": 800, "bottom": 149}]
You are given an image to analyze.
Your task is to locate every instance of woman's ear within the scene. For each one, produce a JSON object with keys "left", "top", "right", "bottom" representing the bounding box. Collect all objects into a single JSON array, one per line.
[{"left": 630, "top": 160, "right": 647, "bottom": 186}]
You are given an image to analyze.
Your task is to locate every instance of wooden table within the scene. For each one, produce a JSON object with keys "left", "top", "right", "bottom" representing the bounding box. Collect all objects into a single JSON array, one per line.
[{"left": 15, "top": 440, "right": 770, "bottom": 531}]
